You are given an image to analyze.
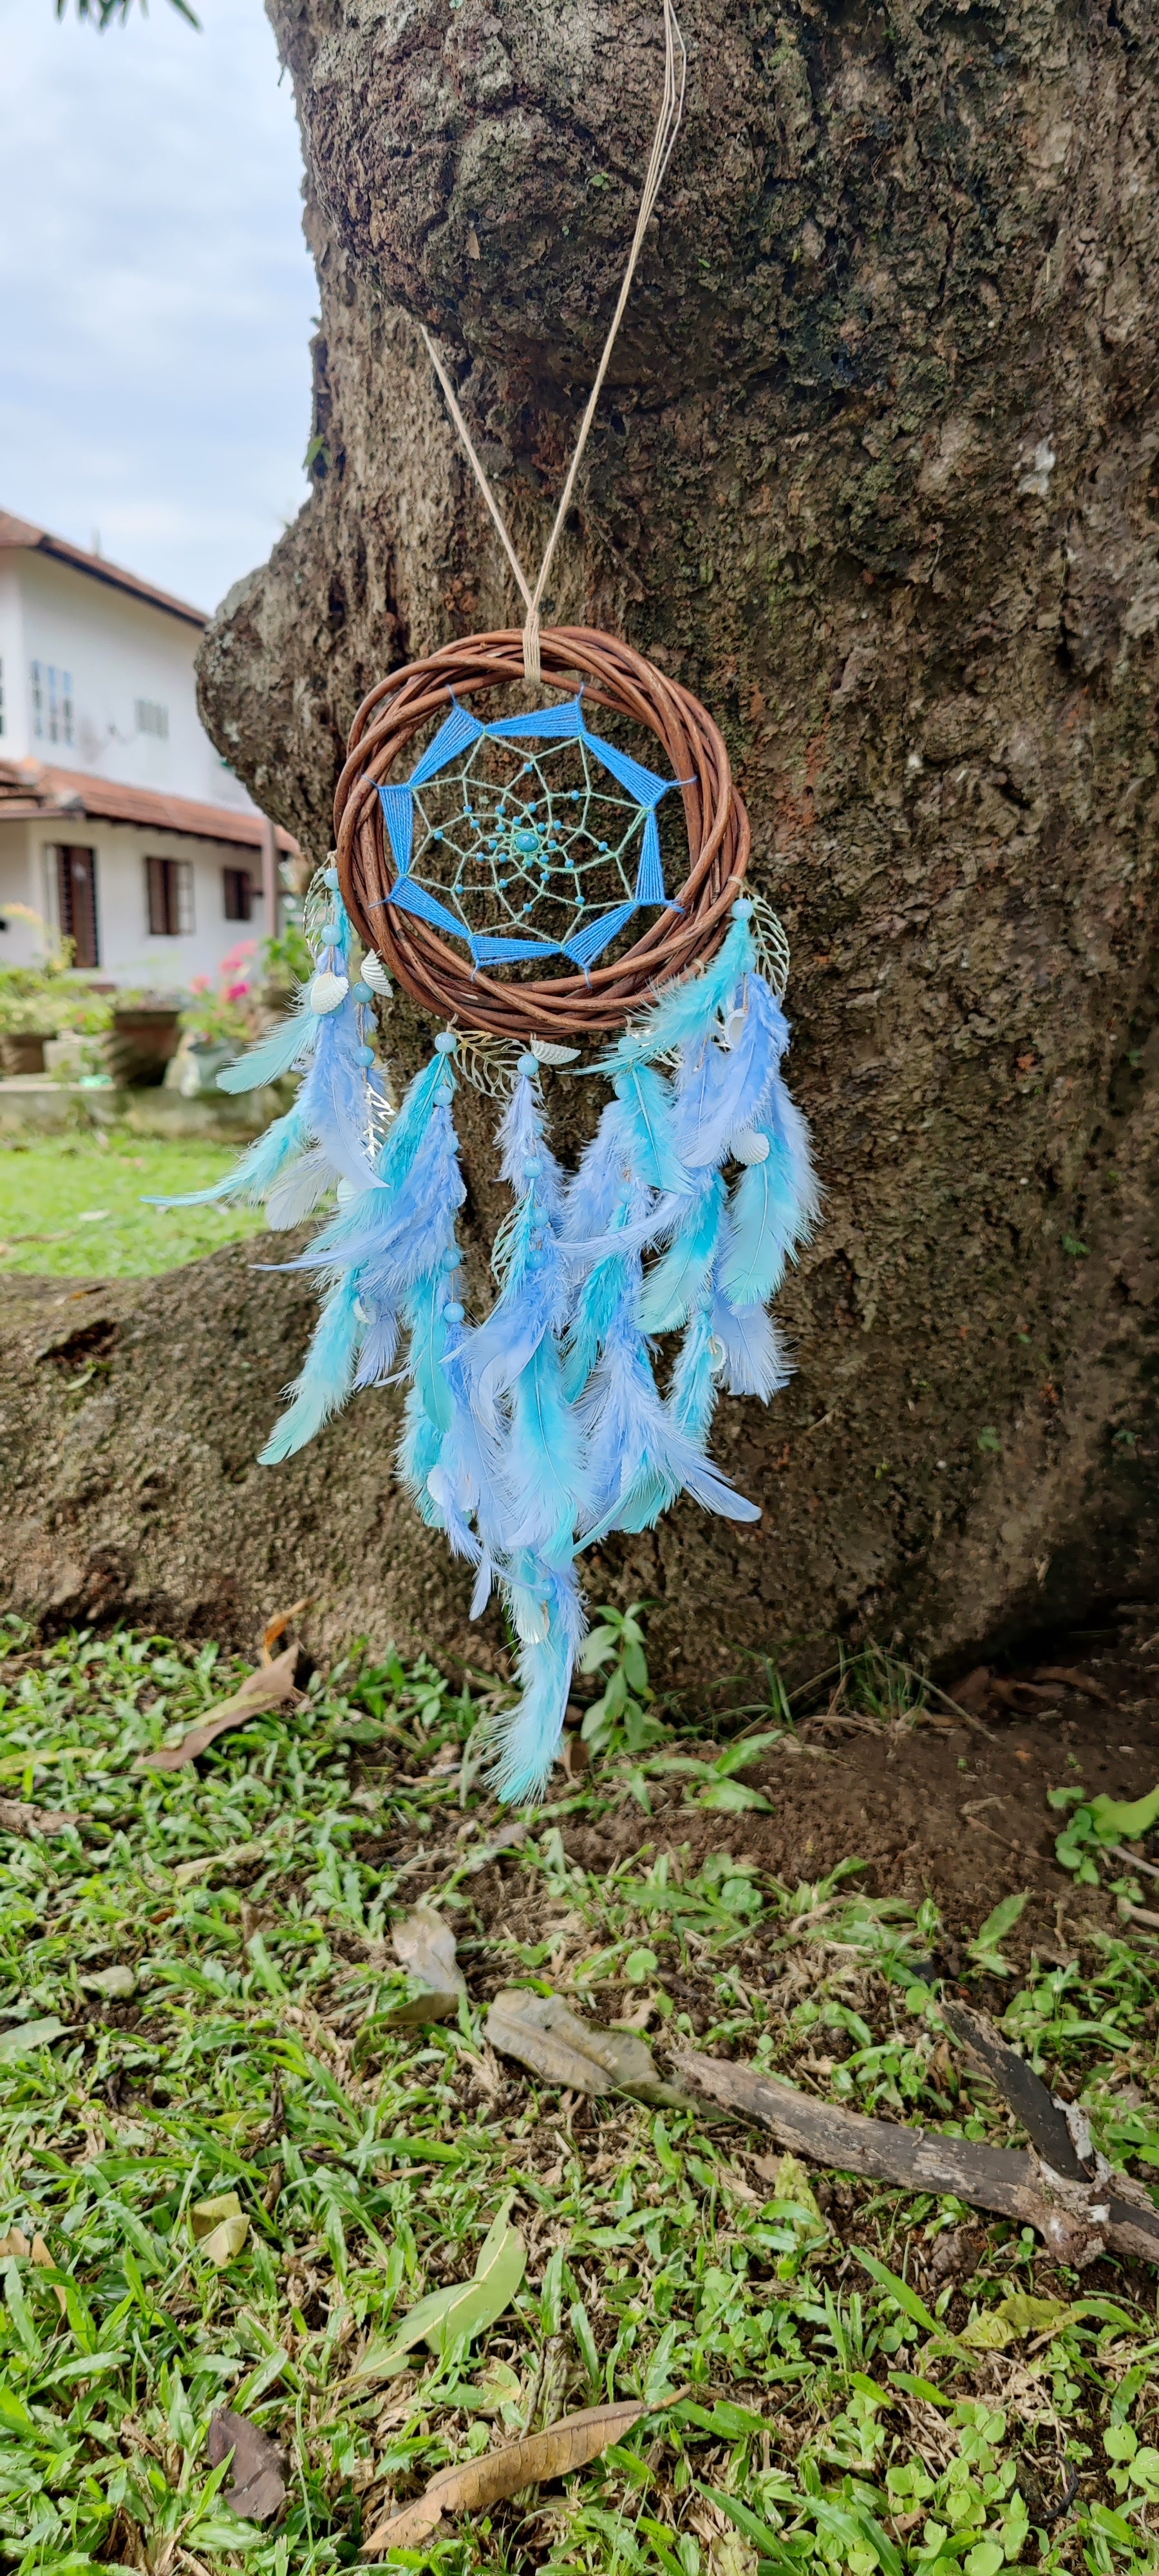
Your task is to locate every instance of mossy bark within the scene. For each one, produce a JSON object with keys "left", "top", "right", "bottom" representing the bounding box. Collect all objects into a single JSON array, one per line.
[{"left": 6, "top": 0, "right": 1157, "bottom": 1682}]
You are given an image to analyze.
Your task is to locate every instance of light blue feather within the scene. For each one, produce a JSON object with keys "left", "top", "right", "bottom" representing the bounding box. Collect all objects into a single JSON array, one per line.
[
  {"left": 678, "top": 974, "right": 787, "bottom": 1171},
  {"left": 216, "top": 993, "right": 315, "bottom": 1093},
  {"left": 580, "top": 1263, "right": 760, "bottom": 1540},
  {"left": 294, "top": 1004, "right": 380, "bottom": 1191},
  {"left": 670, "top": 1303, "right": 719, "bottom": 1444},
  {"left": 492, "top": 1561, "right": 587, "bottom": 1803},
  {"left": 259, "top": 1269, "right": 364, "bottom": 1463},
  {"left": 594, "top": 910, "right": 755, "bottom": 1067},
  {"left": 719, "top": 1074, "right": 820, "bottom": 1308},
  {"left": 639, "top": 1171, "right": 726, "bottom": 1332},
  {"left": 265, "top": 1146, "right": 336, "bottom": 1232},
  {"left": 710, "top": 1293, "right": 790, "bottom": 1401},
  {"left": 502, "top": 1337, "right": 592, "bottom": 1557},
  {"left": 610, "top": 1059, "right": 689, "bottom": 1195},
  {"left": 497, "top": 1068, "right": 567, "bottom": 1223},
  {"left": 147, "top": 1097, "right": 314, "bottom": 1209}
]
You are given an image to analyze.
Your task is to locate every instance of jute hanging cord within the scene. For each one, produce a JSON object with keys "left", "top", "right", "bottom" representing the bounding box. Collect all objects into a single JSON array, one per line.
[
  {"left": 419, "top": 0, "right": 687, "bottom": 687},
  {"left": 334, "top": 0, "right": 754, "bottom": 1041}
]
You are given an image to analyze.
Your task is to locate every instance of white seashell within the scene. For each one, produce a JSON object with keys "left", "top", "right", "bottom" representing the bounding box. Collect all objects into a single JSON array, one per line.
[
  {"left": 309, "top": 969, "right": 348, "bottom": 1014},
  {"left": 732, "top": 1128, "right": 770, "bottom": 1164},
  {"left": 531, "top": 1039, "right": 581, "bottom": 1065},
  {"left": 361, "top": 952, "right": 393, "bottom": 996},
  {"left": 721, "top": 1007, "right": 748, "bottom": 1050}
]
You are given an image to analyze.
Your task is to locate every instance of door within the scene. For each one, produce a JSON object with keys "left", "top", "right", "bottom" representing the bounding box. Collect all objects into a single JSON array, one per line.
[{"left": 56, "top": 846, "right": 99, "bottom": 969}]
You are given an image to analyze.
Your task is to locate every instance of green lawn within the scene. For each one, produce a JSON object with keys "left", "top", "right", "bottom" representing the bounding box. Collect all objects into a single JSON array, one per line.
[
  {"left": 1, "top": 1620, "right": 1158, "bottom": 2576},
  {"left": 0, "top": 1131, "right": 263, "bottom": 1276}
]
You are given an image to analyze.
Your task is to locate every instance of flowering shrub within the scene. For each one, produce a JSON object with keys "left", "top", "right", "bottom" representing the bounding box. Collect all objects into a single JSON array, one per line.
[{"left": 180, "top": 942, "right": 261, "bottom": 1048}]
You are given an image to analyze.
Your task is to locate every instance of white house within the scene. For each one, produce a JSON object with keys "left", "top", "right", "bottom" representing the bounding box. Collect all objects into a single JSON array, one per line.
[{"left": 0, "top": 510, "right": 296, "bottom": 989}]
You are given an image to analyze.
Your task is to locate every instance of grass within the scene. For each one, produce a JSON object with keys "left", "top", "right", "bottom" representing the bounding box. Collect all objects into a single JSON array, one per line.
[
  {"left": 0, "top": 1132, "right": 263, "bottom": 1276},
  {"left": 1, "top": 1618, "right": 1158, "bottom": 2576}
]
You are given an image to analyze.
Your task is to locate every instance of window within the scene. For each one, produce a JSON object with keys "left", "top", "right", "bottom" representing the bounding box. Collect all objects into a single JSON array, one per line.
[
  {"left": 135, "top": 699, "right": 169, "bottom": 739},
  {"left": 30, "top": 663, "right": 73, "bottom": 747},
  {"left": 222, "top": 866, "right": 253, "bottom": 922},
  {"left": 146, "top": 855, "right": 194, "bottom": 936},
  {"left": 55, "top": 848, "right": 99, "bottom": 969}
]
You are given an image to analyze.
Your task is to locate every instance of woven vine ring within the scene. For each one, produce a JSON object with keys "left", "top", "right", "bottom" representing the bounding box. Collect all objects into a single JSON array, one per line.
[{"left": 334, "top": 625, "right": 750, "bottom": 1039}]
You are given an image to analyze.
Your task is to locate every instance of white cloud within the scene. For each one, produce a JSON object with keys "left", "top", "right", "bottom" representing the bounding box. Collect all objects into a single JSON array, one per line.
[{"left": 0, "top": 0, "right": 316, "bottom": 612}]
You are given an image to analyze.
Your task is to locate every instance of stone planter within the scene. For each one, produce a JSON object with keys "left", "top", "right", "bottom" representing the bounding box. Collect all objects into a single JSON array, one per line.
[
  {"left": 164, "top": 1036, "right": 237, "bottom": 1099},
  {"left": 0, "top": 1033, "right": 50, "bottom": 1076},
  {"left": 109, "top": 1005, "right": 182, "bottom": 1089}
]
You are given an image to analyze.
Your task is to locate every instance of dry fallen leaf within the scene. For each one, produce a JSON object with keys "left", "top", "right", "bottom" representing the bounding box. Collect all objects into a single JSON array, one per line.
[
  {"left": 191, "top": 2192, "right": 250, "bottom": 2267},
  {"left": 0, "top": 2228, "right": 66, "bottom": 2310},
  {"left": 137, "top": 1644, "right": 301, "bottom": 1772},
  {"left": 0, "top": 1797, "right": 78, "bottom": 1837},
  {"left": 485, "top": 1988, "right": 695, "bottom": 2110},
  {"left": 262, "top": 1598, "right": 310, "bottom": 1664},
  {"left": 366, "top": 2392, "right": 684, "bottom": 2552},
  {"left": 208, "top": 2408, "right": 288, "bottom": 2522},
  {"left": 80, "top": 1965, "right": 136, "bottom": 2000},
  {"left": 385, "top": 1906, "right": 467, "bottom": 2025}
]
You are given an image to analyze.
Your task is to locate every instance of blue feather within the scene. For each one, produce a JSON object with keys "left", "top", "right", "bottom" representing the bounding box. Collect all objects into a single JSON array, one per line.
[
  {"left": 594, "top": 909, "right": 755, "bottom": 1067},
  {"left": 259, "top": 1269, "right": 364, "bottom": 1463},
  {"left": 147, "top": 1097, "right": 314, "bottom": 1210},
  {"left": 294, "top": 1004, "right": 380, "bottom": 1191},
  {"left": 670, "top": 1303, "right": 719, "bottom": 1444},
  {"left": 677, "top": 974, "right": 788, "bottom": 1171},
  {"left": 353, "top": 1300, "right": 401, "bottom": 1387},
  {"left": 719, "top": 1075, "right": 820, "bottom": 1308},
  {"left": 710, "top": 1293, "right": 790, "bottom": 1401},
  {"left": 265, "top": 1146, "right": 336, "bottom": 1231},
  {"left": 639, "top": 1171, "right": 726, "bottom": 1332},
  {"left": 492, "top": 1561, "right": 587, "bottom": 1803},
  {"left": 466, "top": 1191, "right": 569, "bottom": 1428},
  {"left": 580, "top": 1262, "right": 760, "bottom": 1539},
  {"left": 610, "top": 1059, "right": 689, "bottom": 1195},
  {"left": 216, "top": 993, "right": 315, "bottom": 1093}
]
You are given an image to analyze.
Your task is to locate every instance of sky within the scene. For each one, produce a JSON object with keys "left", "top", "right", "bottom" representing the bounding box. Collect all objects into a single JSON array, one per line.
[{"left": 0, "top": 0, "right": 317, "bottom": 617}]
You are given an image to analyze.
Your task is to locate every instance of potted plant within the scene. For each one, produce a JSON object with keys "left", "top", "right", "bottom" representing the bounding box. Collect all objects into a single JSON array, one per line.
[{"left": 167, "top": 943, "right": 263, "bottom": 1095}]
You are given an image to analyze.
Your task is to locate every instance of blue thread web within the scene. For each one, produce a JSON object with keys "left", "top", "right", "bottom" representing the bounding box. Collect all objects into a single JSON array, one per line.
[{"left": 375, "top": 694, "right": 681, "bottom": 971}]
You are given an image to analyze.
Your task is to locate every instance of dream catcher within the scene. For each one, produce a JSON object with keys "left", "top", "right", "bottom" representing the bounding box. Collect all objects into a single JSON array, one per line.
[{"left": 169, "top": 0, "right": 818, "bottom": 1801}]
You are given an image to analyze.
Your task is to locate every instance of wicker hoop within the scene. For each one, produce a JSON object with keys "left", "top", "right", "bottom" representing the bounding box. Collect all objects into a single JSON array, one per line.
[{"left": 334, "top": 625, "right": 750, "bottom": 1039}]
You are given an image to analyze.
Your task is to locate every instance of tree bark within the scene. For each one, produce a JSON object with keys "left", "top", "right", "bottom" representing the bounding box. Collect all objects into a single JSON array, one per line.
[{"left": 9, "top": 0, "right": 1158, "bottom": 1682}]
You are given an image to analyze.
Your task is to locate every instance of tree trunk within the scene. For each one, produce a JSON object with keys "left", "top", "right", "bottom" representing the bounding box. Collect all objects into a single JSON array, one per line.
[{"left": 10, "top": 0, "right": 1158, "bottom": 1681}]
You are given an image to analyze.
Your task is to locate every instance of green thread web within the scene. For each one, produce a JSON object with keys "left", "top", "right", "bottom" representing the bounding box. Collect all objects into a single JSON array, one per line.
[{"left": 408, "top": 734, "right": 659, "bottom": 959}]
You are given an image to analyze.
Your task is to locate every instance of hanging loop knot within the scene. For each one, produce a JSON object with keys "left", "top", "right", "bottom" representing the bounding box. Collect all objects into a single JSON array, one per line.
[{"left": 522, "top": 601, "right": 543, "bottom": 686}]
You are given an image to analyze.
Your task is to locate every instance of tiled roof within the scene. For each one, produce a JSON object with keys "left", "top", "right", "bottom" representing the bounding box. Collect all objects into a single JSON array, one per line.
[
  {"left": 0, "top": 510, "right": 207, "bottom": 628},
  {"left": 0, "top": 758, "right": 298, "bottom": 856}
]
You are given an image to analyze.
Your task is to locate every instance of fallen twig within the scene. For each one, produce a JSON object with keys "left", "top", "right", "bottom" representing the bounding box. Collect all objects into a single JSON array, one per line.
[
  {"left": 672, "top": 2004, "right": 1159, "bottom": 2268},
  {"left": 0, "top": 1796, "right": 78, "bottom": 1837},
  {"left": 1111, "top": 1844, "right": 1159, "bottom": 1883}
]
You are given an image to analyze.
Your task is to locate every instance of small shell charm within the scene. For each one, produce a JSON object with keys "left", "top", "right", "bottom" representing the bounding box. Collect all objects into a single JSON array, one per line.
[
  {"left": 361, "top": 952, "right": 393, "bottom": 997},
  {"left": 731, "top": 1127, "right": 770, "bottom": 1163},
  {"left": 309, "top": 970, "right": 349, "bottom": 1015},
  {"left": 531, "top": 1038, "right": 581, "bottom": 1065}
]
